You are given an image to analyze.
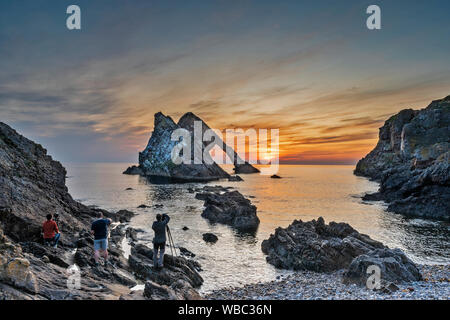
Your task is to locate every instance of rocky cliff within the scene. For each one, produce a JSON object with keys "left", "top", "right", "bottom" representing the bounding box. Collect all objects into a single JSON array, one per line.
[
  {"left": 125, "top": 112, "right": 259, "bottom": 182},
  {"left": 355, "top": 96, "right": 450, "bottom": 221},
  {"left": 0, "top": 123, "right": 94, "bottom": 243},
  {"left": 0, "top": 122, "right": 202, "bottom": 300}
]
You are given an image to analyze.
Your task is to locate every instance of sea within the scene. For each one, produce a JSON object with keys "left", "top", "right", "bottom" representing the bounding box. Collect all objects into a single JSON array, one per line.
[{"left": 65, "top": 163, "right": 450, "bottom": 293}]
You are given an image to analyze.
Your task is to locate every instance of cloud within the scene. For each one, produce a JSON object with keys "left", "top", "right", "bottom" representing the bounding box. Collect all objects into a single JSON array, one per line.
[{"left": 0, "top": 1, "right": 449, "bottom": 163}]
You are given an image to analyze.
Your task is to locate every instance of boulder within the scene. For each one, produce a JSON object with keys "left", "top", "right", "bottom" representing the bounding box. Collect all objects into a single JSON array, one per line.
[
  {"left": 234, "top": 163, "right": 260, "bottom": 174},
  {"left": 74, "top": 246, "right": 94, "bottom": 268},
  {"left": 196, "top": 190, "right": 260, "bottom": 231},
  {"left": 343, "top": 248, "right": 422, "bottom": 285},
  {"left": 202, "top": 233, "right": 218, "bottom": 243},
  {"left": 144, "top": 280, "right": 179, "bottom": 300},
  {"left": 128, "top": 244, "right": 203, "bottom": 290},
  {"left": 113, "top": 210, "right": 134, "bottom": 223},
  {"left": 125, "top": 227, "right": 139, "bottom": 242},
  {"left": 261, "top": 217, "right": 385, "bottom": 272},
  {"left": 179, "top": 247, "right": 196, "bottom": 258},
  {"left": 270, "top": 174, "right": 282, "bottom": 179},
  {"left": 228, "top": 175, "right": 243, "bottom": 182},
  {"left": 123, "top": 165, "right": 143, "bottom": 175},
  {"left": 0, "top": 258, "right": 39, "bottom": 294}
]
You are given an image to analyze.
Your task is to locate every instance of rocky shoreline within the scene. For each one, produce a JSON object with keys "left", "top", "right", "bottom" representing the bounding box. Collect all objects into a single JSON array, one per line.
[
  {"left": 204, "top": 265, "right": 450, "bottom": 300},
  {"left": 0, "top": 122, "right": 203, "bottom": 300},
  {"left": 355, "top": 96, "right": 449, "bottom": 221}
]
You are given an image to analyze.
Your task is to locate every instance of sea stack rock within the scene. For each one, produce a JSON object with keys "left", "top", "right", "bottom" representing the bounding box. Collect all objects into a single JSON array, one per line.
[
  {"left": 137, "top": 112, "right": 229, "bottom": 182},
  {"left": 129, "top": 111, "right": 259, "bottom": 182},
  {"left": 355, "top": 96, "right": 450, "bottom": 221},
  {"left": 177, "top": 112, "right": 259, "bottom": 174}
]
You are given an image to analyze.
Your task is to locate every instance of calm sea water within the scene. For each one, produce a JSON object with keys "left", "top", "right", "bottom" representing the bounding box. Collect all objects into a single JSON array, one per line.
[{"left": 65, "top": 163, "right": 450, "bottom": 293}]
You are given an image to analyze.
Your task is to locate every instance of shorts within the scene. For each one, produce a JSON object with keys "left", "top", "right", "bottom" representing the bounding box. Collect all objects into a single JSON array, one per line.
[{"left": 94, "top": 238, "right": 108, "bottom": 251}]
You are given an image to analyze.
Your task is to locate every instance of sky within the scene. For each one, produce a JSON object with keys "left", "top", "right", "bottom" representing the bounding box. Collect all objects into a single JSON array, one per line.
[{"left": 0, "top": 0, "right": 449, "bottom": 164}]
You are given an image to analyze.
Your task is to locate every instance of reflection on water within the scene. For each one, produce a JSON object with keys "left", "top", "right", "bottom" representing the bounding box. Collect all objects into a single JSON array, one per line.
[{"left": 65, "top": 163, "right": 450, "bottom": 293}]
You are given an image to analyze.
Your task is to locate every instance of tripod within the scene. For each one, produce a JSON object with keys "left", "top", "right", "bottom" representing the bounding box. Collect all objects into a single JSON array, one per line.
[{"left": 166, "top": 226, "right": 178, "bottom": 257}]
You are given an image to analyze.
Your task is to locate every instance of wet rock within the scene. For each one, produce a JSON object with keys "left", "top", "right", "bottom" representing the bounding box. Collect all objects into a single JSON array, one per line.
[
  {"left": 113, "top": 210, "right": 134, "bottom": 223},
  {"left": 171, "top": 279, "right": 203, "bottom": 300},
  {"left": 179, "top": 247, "right": 196, "bottom": 258},
  {"left": 362, "top": 192, "right": 384, "bottom": 201},
  {"left": 202, "top": 233, "right": 218, "bottom": 243},
  {"left": 343, "top": 248, "right": 422, "bottom": 285},
  {"left": 129, "top": 244, "right": 203, "bottom": 284},
  {"left": 234, "top": 163, "right": 260, "bottom": 174},
  {"left": 144, "top": 280, "right": 179, "bottom": 300},
  {"left": 196, "top": 190, "right": 260, "bottom": 231},
  {"left": 126, "top": 227, "right": 139, "bottom": 242},
  {"left": 261, "top": 217, "right": 385, "bottom": 272},
  {"left": 125, "top": 187, "right": 134, "bottom": 191},
  {"left": 123, "top": 165, "right": 143, "bottom": 175},
  {"left": 112, "top": 269, "right": 137, "bottom": 287},
  {"left": 355, "top": 96, "right": 450, "bottom": 221},
  {"left": 271, "top": 174, "right": 282, "bottom": 179},
  {"left": 119, "top": 290, "right": 146, "bottom": 300},
  {"left": 76, "top": 236, "right": 93, "bottom": 248},
  {"left": 74, "top": 247, "right": 94, "bottom": 268},
  {"left": 228, "top": 175, "right": 243, "bottom": 182},
  {"left": 182, "top": 226, "right": 189, "bottom": 231},
  {"left": 195, "top": 185, "right": 232, "bottom": 195}
]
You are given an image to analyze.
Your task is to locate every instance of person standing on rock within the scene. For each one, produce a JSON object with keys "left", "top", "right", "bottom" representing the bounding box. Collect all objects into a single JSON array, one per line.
[
  {"left": 42, "top": 214, "right": 61, "bottom": 248},
  {"left": 91, "top": 212, "right": 112, "bottom": 267},
  {"left": 152, "top": 213, "right": 170, "bottom": 269}
]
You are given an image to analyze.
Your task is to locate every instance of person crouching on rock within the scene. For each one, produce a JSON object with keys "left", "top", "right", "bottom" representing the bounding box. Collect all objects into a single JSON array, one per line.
[
  {"left": 91, "top": 212, "right": 112, "bottom": 267},
  {"left": 42, "top": 214, "right": 61, "bottom": 248},
  {"left": 152, "top": 213, "right": 170, "bottom": 269}
]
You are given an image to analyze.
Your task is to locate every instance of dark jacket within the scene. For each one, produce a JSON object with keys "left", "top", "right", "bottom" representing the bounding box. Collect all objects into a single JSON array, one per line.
[{"left": 152, "top": 214, "right": 170, "bottom": 244}]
